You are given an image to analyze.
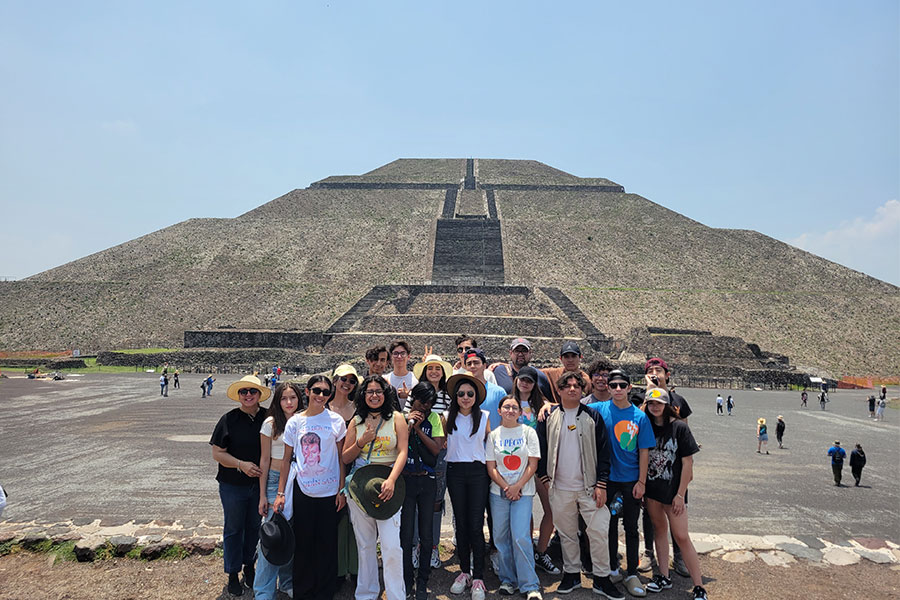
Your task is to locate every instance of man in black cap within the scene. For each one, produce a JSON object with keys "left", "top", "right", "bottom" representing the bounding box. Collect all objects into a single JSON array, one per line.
[{"left": 543, "top": 341, "right": 592, "bottom": 405}]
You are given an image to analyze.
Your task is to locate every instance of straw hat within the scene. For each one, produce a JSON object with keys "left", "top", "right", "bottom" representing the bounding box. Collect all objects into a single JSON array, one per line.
[
  {"left": 226, "top": 375, "right": 271, "bottom": 402},
  {"left": 413, "top": 354, "right": 453, "bottom": 381},
  {"left": 333, "top": 364, "right": 361, "bottom": 385},
  {"left": 348, "top": 464, "right": 406, "bottom": 520},
  {"left": 757, "top": 417, "right": 766, "bottom": 425},
  {"left": 446, "top": 372, "right": 486, "bottom": 405}
]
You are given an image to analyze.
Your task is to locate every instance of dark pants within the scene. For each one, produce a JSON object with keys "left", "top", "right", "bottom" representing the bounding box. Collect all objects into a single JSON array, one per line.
[
  {"left": 832, "top": 463, "right": 843, "bottom": 485},
  {"left": 851, "top": 466, "right": 863, "bottom": 485},
  {"left": 608, "top": 481, "right": 641, "bottom": 575},
  {"left": 218, "top": 481, "right": 261, "bottom": 574},
  {"left": 446, "top": 461, "right": 489, "bottom": 580},
  {"left": 401, "top": 474, "right": 437, "bottom": 596},
  {"left": 292, "top": 482, "right": 338, "bottom": 600},
  {"left": 716, "top": 404, "right": 723, "bottom": 414}
]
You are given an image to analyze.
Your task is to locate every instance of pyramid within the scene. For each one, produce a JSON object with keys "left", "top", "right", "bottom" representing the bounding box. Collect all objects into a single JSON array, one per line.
[{"left": 1, "top": 158, "right": 897, "bottom": 376}]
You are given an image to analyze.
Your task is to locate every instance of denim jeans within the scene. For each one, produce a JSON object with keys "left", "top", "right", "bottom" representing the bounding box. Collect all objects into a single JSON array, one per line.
[
  {"left": 218, "top": 480, "right": 261, "bottom": 574},
  {"left": 489, "top": 492, "right": 540, "bottom": 592},
  {"left": 446, "top": 461, "right": 489, "bottom": 580},
  {"left": 253, "top": 470, "right": 293, "bottom": 600}
]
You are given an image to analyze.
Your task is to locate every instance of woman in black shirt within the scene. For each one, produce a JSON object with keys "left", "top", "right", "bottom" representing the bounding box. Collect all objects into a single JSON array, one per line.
[{"left": 210, "top": 375, "right": 271, "bottom": 596}]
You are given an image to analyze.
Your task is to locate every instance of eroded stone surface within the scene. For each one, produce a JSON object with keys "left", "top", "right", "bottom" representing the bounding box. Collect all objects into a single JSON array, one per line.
[
  {"left": 776, "top": 543, "right": 822, "bottom": 562},
  {"left": 721, "top": 550, "right": 755, "bottom": 563},
  {"left": 758, "top": 551, "right": 796, "bottom": 567},
  {"left": 720, "top": 534, "right": 775, "bottom": 550},
  {"left": 693, "top": 540, "right": 724, "bottom": 554},
  {"left": 822, "top": 548, "right": 860, "bottom": 566},
  {"left": 854, "top": 548, "right": 895, "bottom": 564}
]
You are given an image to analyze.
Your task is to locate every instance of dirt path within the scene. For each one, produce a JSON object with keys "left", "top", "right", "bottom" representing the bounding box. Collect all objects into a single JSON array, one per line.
[{"left": 1, "top": 550, "right": 898, "bottom": 600}]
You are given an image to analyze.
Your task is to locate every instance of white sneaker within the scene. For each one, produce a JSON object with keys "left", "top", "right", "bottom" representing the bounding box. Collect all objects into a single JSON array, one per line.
[
  {"left": 471, "top": 579, "right": 486, "bottom": 600},
  {"left": 451, "top": 573, "right": 471, "bottom": 595},
  {"left": 526, "top": 592, "right": 543, "bottom": 600},
  {"left": 499, "top": 582, "right": 517, "bottom": 595},
  {"left": 430, "top": 546, "right": 441, "bottom": 568}
]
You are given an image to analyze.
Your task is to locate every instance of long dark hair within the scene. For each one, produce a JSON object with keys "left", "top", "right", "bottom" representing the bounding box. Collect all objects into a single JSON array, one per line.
[
  {"left": 353, "top": 374, "right": 395, "bottom": 421},
  {"left": 642, "top": 399, "right": 675, "bottom": 426},
  {"left": 513, "top": 374, "right": 547, "bottom": 417},
  {"left": 267, "top": 382, "right": 305, "bottom": 439},
  {"left": 306, "top": 374, "right": 335, "bottom": 406},
  {"left": 447, "top": 379, "right": 483, "bottom": 437},
  {"left": 410, "top": 381, "right": 438, "bottom": 408},
  {"left": 422, "top": 365, "right": 448, "bottom": 392}
]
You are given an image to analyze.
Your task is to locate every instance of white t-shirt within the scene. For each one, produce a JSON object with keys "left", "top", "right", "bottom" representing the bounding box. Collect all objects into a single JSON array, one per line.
[
  {"left": 553, "top": 409, "right": 583, "bottom": 491},
  {"left": 386, "top": 371, "right": 418, "bottom": 392},
  {"left": 486, "top": 424, "right": 541, "bottom": 496},
  {"left": 260, "top": 416, "right": 286, "bottom": 461},
  {"left": 445, "top": 410, "right": 489, "bottom": 463},
  {"left": 283, "top": 410, "right": 346, "bottom": 498}
]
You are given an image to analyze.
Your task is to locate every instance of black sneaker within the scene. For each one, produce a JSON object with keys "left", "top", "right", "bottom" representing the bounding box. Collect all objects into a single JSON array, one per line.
[
  {"left": 242, "top": 564, "right": 255, "bottom": 588},
  {"left": 672, "top": 556, "right": 690, "bottom": 578},
  {"left": 693, "top": 585, "right": 708, "bottom": 599},
  {"left": 592, "top": 575, "right": 625, "bottom": 599},
  {"left": 535, "top": 550, "right": 561, "bottom": 575},
  {"left": 645, "top": 574, "right": 672, "bottom": 593},
  {"left": 227, "top": 573, "right": 243, "bottom": 596},
  {"left": 557, "top": 572, "right": 582, "bottom": 594}
]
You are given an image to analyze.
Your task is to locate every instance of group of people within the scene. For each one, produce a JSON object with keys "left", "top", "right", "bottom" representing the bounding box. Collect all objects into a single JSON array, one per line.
[
  {"left": 209, "top": 335, "right": 709, "bottom": 600},
  {"left": 867, "top": 387, "right": 888, "bottom": 421},
  {"left": 827, "top": 441, "right": 868, "bottom": 487},
  {"left": 713, "top": 394, "right": 734, "bottom": 416}
]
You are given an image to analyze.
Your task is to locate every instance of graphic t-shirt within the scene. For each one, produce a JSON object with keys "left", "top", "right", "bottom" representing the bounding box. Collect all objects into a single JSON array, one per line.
[
  {"left": 283, "top": 410, "right": 346, "bottom": 498},
  {"left": 520, "top": 402, "right": 538, "bottom": 429},
  {"left": 404, "top": 412, "right": 445, "bottom": 475},
  {"left": 486, "top": 424, "right": 541, "bottom": 497},
  {"left": 646, "top": 419, "right": 700, "bottom": 505},
  {"left": 588, "top": 400, "right": 655, "bottom": 482}
]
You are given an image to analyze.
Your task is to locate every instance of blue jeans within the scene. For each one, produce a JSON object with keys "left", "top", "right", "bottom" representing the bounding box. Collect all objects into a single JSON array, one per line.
[
  {"left": 489, "top": 492, "right": 540, "bottom": 592},
  {"left": 219, "top": 480, "right": 261, "bottom": 574},
  {"left": 254, "top": 470, "right": 293, "bottom": 600}
]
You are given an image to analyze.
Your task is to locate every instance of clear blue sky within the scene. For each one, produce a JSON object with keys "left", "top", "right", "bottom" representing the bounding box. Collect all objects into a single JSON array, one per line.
[{"left": 2, "top": 1, "right": 898, "bottom": 284}]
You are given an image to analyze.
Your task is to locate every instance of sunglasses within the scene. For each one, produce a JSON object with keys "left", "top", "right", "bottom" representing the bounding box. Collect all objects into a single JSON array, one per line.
[
  {"left": 457, "top": 346, "right": 473, "bottom": 354},
  {"left": 608, "top": 381, "right": 629, "bottom": 389},
  {"left": 338, "top": 376, "right": 357, "bottom": 384},
  {"left": 238, "top": 388, "right": 260, "bottom": 396},
  {"left": 364, "top": 389, "right": 385, "bottom": 397},
  {"left": 456, "top": 390, "right": 476, "bottom": 398},
  {"left": 308, "top": 387, "right": 330, "bottom": 396}
]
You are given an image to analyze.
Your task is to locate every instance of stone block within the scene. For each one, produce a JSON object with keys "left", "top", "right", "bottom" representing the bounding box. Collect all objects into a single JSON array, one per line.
[
  {"left": 109, "top": 535, "right": 137, "bottom": 556},
  {"left": 776, "top": 543, "right": 822, "bottom": 562},
  {"left": 758, "top": 551, "right": 795, "bottom": 567},
  {"left": 183, "top": 537, "right": 217, "bottom": 555},
  {"left": 74, "top": 536, "right": 106, "bottom": 562},
  {"left": 20, "top": 533, "right": 50, "bottom": 550},
  {"left": 138, "top": 535, "right": 164, "bottom": 545},
  {"left": 719, "top": 534, "right": 775, "bottom": 550},
  {"left": 140, "top": 540, "right": 174, "bottom": 560},
  {"left": 693, "top": 540, "right": 724, "bottom": 554},
  {"left": 854, "top": 548, "right": 895, "bottom": 564},
  {"left": 721, "top": 550, "right": 755, "bottom": 563},
  {"left": 853, "top": 537, "right": 889, "bottom": 550},
  {"left": 822, "top": 548, "right": 860, "bottom": 566}
]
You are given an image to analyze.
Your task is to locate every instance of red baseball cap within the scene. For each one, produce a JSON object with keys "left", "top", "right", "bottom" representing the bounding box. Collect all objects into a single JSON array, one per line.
[{"left": 644, "top": 357, "right": 669, "bottom": 373}]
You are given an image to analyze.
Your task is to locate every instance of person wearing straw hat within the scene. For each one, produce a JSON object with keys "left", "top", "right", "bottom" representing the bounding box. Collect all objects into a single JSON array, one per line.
[
  {"left": 412, "top": 354, "right": 453, "bottom": 570},
  {"left": 756, "top": 418, "right": 769, "bottom": 454},
  {"left": 342, "top": 374, "right": 409, "bottom": 600},
  {"left": 210, "top": 375, "right": 271, "bottom": 596}
]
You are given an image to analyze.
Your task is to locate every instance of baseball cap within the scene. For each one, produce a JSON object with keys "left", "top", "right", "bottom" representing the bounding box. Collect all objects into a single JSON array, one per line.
[
  {"left": 509, "top": 337, "right": 532, "bottom": 351},
  {"left": 645, "top": 388, "right": 670, "bottom": 404},
  {"left": 644, "top": 357, "right": 669, "bottom": 373},
  {"left": 517, "top": 365, "right": 539, "bottom": 382},
  {"left": 607, "top": 369, "right": 629, "bottom": 384},
  {"left": 560, "top": 341, "right": 582, "bottom": 356}
]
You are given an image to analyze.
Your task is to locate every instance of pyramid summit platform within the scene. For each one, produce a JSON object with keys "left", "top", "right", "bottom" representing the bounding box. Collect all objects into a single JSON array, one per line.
[{"left": 1, "top": 158, "right": 897, "bottom": 377}]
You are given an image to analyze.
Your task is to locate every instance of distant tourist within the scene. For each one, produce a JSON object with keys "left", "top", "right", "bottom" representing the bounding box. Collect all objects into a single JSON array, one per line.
[
  {"left": 386, "top": 340, "right": 417, "bottom": 407},
  {"left": 207, "top": 375, "right": 216, "bottom": 396},
  {"left": 210, "top": 375, "right": 270, "bottom": 596},
  {"left": 868, "top": 395, "right": 877, "bottom": 418},
  {"left": 827, "top": 440, "right": 846, "bottom": 486},
  {"left": 849, "top": 444, "right": 867, "bottom": 486},
  {"left": 819, "top": 392, "right": 827, "bottom": 410},
  {"left": 756, "top": 418, "right": 769, "bottom": 454},
  {"left": 173, "top": 370, "right": 180, "bottom": 389},
  {"left": 489, "top": 337, "right": 552, "bottom": 400},
  {"left": 159, "top": 374, "right": 167, "bottom": 397},
  {"left": 542, "top": 341, "right": 591, "bottom": 404},
  {"left": 451, "top": 335, "right": 497, "bottom": 384},
  {"left": 875, "top": 396, "right": 887, "bottom": 421},
  {"left": 726, "top": 395, "right": 734, "bottom": 416},
  {"left": 641, "top": 388, "right": 707, "bottom": 600},
  {"left": 715, "top": 394, "right": 723, "bottom": 415},
  {"left": 880, "top": 385, "right": 888, "bottom": 400},
  {"left": 775, "top": 416, "right": 785, "bottom": 449},
  {"left": 800, "top": 391, "right": 808, "bottom": 408},
  {"left": 0, "top": 482, "right": 7, "bottom": 519}
]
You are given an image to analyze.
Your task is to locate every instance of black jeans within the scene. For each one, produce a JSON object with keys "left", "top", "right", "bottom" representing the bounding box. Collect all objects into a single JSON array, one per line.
[
  {"left": 292, "top": 482, "right": 338, "bottom": 600},
  {"left": 832, "top": 463, "right": 843, "bottom": 485},
  {"left": 608, "top": 481, "right": 641, "bottom": 575},
  {"left": 446, "top": 461, "right": 489, "bottom": 580},
  {"left": 401, "top": 473, "right": 437, "bottom": 595}
]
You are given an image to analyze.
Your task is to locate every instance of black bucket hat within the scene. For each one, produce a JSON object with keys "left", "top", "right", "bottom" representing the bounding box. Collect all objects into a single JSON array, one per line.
[{"left": 259, "top": 512, "right": 295, "bottom": 566}]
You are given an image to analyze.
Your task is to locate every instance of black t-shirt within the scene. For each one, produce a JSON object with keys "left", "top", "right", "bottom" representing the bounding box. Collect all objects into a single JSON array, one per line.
[
  {"left": 209, "top": 407, "right": 266, "bottom": 486},
  {"left": 646, "top": 419, "right": 700, "bottom": 505},
  {"left": 630, "top": 388, "right": 693, "bottom": 420}
]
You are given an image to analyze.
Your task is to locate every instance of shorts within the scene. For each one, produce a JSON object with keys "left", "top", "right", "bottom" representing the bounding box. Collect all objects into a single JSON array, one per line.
[{"left": 758, "top": 434, "right": 768, "bottom": 442}]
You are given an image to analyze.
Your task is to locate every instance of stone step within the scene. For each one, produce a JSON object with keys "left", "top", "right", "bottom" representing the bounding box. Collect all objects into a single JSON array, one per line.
[
  {"left": 432, "top": 219, "right": 504, "bottom": 284},
  {"left": 355, "top": 314, "right": 566, "bottom": 337}
]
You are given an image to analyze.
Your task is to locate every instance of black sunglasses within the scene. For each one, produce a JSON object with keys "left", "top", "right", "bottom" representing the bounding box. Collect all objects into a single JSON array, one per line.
[
  {"left": 456, "top": 390, "right": 476, "bottom": 398},
  {"left": 238, "top": 388, "right": 260, "bottom": 396},
  {"left": 338, "top": 376, "right": 357, "bottom": 384},
  {"left": 457, "top": 346, "right": 472, "bottom": 354},
  {"left": 608, "top": 381, "right": 629, "bottom": 389},
  {"left": 309, "top": 387, "right": 331, "bottom": 396}
]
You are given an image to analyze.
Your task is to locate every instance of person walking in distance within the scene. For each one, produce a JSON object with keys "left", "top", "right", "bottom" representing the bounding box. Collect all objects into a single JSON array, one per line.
[
  {"left": 715, "top": 394, "right": 723, "bottom": 416},
  {"left": 725, "top": 395, "right": 733, "bottom": 416},
  {"left": 849, "top": 444, "right": 866, "bottom": 486},
  {"left": 827, "top": 440, "right": 846, "bottom": 486},
  {"left": 775, "top": 416, "right": 785, "bottom": 449}
]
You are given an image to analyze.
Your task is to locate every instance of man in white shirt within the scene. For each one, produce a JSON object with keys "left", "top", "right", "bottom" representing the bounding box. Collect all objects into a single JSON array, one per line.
[{"left": 386, "top": 340, "right": 417, "bottom": 406}]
